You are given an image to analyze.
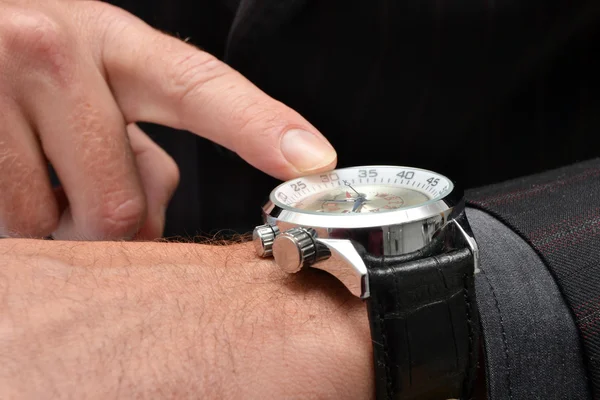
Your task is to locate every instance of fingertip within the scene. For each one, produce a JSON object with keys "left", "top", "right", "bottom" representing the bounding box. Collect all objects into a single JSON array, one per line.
[{"left": 279, "top": 128, "right": 337, "bottom": 178}]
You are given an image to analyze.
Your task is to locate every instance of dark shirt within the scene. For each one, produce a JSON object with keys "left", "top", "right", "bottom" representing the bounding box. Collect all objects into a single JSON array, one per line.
[{"left": 107, "top": 0, "right": 600, "bottom": 237}]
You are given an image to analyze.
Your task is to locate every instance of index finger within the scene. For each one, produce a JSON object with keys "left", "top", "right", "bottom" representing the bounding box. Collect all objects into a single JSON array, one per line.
[{"left": 92, "top": 4, "right": 337, "bottom": 180}]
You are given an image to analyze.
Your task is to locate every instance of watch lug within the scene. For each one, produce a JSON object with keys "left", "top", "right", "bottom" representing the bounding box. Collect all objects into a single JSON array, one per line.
[
  {"left": 313, "top": 238, "right": 370, "bottom": 299},
  {"left": 452, "top": 215, "right": 480, "bottom": 274}
]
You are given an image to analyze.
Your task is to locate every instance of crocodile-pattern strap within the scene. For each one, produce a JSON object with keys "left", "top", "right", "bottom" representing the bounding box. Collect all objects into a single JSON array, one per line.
[{"left": 366, "top": 248, "right": 480, "bottom": 400}]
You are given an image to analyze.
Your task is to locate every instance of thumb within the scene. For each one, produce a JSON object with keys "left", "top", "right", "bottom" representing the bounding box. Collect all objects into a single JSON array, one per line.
[{"left": 94, "top": 4, "right": 337, "bottom": 180}]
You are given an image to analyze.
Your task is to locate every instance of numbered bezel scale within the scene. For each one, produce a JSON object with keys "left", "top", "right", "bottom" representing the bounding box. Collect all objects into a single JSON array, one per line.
[{"left": 265, "top": 165, "right": 462, "bottom": 229}]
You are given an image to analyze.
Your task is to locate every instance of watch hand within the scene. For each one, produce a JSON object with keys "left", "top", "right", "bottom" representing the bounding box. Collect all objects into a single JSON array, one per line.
[
  {"left": 351, "top": 197, "right": 367, "bottom": 213},
  {"left": 322, "top": 199, "right": 355, "bottom": 203},
  {"left": 343, "top": 180, "right": 362, "bottom": 198}
]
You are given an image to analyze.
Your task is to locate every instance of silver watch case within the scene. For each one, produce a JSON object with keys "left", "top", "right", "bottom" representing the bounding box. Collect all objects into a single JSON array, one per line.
[{"left": 257, "top": 173, "right": 478, "bottom": 299}]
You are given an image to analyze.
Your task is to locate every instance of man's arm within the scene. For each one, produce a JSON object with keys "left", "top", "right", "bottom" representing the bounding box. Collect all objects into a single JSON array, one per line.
[
  {"left": 0, "top": 239, "right": 372, "bottom": 399},
  {"left": 0, "top": 0, "right": 336, "bottom": 241}
]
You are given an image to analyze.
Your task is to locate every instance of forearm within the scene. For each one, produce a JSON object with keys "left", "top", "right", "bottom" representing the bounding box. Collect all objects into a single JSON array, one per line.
[{"left": 0, "top": 239, "right": 372, "bottom": 399}]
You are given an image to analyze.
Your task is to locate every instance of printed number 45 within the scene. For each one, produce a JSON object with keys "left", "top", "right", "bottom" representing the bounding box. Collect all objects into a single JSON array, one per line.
[{"left": 427, "top": 177, "right": 439, "bottom": 186}]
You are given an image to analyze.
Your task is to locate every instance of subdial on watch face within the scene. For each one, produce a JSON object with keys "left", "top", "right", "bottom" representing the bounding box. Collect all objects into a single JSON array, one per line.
[
  {"left": 364, "top": 192, "right": 406, "bottom": 212},
  {"left": 319, "top": 190, "right": 361, "bottom": 213},
  {"left": 306, "top": 186, "right": 428, "bottom": 214}
]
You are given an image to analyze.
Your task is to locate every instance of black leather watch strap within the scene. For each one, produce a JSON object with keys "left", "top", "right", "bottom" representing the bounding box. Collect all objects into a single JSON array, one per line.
[{"left": 366, "top": 247, "right": 480, "bottom": 400}]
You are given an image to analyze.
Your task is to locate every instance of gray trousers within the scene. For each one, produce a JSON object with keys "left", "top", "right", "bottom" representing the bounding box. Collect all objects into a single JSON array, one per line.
[{"left": 468, "top": 208, "right": 590, "bottom": 399}]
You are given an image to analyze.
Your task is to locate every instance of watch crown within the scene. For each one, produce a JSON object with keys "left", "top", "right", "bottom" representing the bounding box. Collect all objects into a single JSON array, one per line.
[
  {"left": 253, "top": 224, "right": 280, "bottom": 257},
  {"left": 272, "top": 227, "right": 317, "bottom": 273}
]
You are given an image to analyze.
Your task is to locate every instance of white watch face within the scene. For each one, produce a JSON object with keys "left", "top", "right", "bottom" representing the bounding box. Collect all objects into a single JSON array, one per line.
[{"left": 271, "top": 166, "right": 453, "bottom": 215}]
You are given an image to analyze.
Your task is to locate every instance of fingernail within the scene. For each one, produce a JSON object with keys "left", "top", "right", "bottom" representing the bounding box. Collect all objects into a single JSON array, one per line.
[{"left": 281, "top": 129, "right": 337, "bottom": 172}]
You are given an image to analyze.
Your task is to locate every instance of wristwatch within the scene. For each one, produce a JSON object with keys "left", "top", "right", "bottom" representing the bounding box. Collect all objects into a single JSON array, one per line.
[{"left": 253, "top": 165, "right": 481, "bottom": 400}]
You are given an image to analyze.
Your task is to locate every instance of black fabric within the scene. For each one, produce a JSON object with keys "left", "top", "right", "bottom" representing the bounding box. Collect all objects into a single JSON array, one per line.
[
  {"left": 224, "top": 0, "right": 600, "bottom": 203},
  {"left": 467, "top": 158, "right": 600, "bottom": 397},
  {"left": 104, "top": 0, "right": 600, "bottom": 237},
  {"left": 366, "top": 247, "right": 480, "bottom": 400}
]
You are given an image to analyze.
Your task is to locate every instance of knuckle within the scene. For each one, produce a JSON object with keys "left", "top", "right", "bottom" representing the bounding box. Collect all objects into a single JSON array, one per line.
[
  {"left": 230, "top": 98, "right": 289, "bottom": 144},
  {"left": 164, "top": 51, "right": 229, "bottom": 114},
  {"left": 95, "top": 193, "right": 147, "bottom": 238},
  {"left": 67, "top": 115, "right": 147, "bottom": 239},
  {"left": 0, "top": 9, "right": 74, "bottom": 83},
  {"left": 238, "top": 99, "right": 286, "bottom": 131}
]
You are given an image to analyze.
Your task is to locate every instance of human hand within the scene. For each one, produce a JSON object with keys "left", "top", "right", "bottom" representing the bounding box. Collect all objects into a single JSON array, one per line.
[
  {"left": 0, "top": 0, "right": 337, "bottom": 240},
  {"left": 0, "top": 239, "right": 372, "bottom": 399}
]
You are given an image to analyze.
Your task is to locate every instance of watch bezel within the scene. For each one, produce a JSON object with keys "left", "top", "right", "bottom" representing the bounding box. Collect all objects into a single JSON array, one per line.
[{"left": 263, "top": 165, "right": 464, "bottom": 229}]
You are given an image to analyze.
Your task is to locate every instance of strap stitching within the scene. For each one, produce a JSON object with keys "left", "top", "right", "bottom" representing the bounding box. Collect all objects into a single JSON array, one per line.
[{"left": 376, "top": 294, "right": 393, "bottom": 400}]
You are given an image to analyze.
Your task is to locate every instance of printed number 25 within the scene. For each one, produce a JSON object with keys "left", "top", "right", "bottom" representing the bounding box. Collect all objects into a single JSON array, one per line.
[{"left": 291, "top": 181, "right": 307, "bottom": 191}]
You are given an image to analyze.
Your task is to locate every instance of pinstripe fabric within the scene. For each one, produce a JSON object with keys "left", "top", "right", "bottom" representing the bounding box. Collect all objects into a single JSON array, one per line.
[
  {"left": 468, "top": 208, "right": 591, "bottom": 399},
  {"left": 467, "top": 158, "right": 600, "bottom": 397}
]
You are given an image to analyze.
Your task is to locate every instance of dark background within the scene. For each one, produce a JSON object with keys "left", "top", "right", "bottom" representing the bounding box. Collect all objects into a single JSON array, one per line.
[{"left": 106, "top": 0, "right": 600, "bottom": 238}]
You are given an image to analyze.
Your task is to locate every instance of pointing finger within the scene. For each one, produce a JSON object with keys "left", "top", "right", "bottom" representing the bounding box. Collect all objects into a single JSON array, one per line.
[{"left": 93, "top": 4, "right": 337, "bottom": 180}]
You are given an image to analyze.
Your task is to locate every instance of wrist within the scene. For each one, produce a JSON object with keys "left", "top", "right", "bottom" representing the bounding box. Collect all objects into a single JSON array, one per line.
[
  {"left": 0, "top": 239, "right": 373, "bottom": 399},
  {"left": 204, "top": 242, "right": 374, "bottom": 399}
]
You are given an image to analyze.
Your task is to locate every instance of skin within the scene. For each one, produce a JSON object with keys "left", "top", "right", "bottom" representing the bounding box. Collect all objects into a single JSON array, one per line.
[
  {"left": 0, "top": 239, "right": 373, "bottom": 399},
  {"left": 0, "top": 1, "right": 487, "bottom": 397},
  {"left": 0, "top": 0, "right": 337, "bottom": 241},
  {"left": 0, "top": 1, "right": 358, "bottom": 397}
]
